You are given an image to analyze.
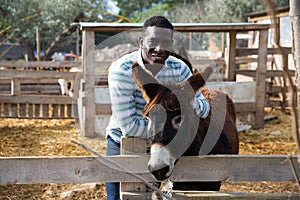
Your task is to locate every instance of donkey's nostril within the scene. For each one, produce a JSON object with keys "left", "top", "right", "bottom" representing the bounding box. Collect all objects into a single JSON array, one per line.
[{"left": 150, "top": 166, "right": 170, "bottom": 181}]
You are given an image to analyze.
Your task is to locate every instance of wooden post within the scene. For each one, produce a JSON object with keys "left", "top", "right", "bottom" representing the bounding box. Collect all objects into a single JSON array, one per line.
[
  {"left": 76, "top": 26, "right": 80, "bottom": 57},
  {"left": 189, "top": 32, "right": 192, "bottom": 50},
  {"left": 120, "top": 137, "right": 147, "bottom": 197},
  {"left": 281, "top": 53, "right": 289, "bottom": 112},
  {"left": 36, "top": 27, "right": 40, "bottom": 61},
  {"left": 81, "top": 30, "right": 95, "bottom": 137},
  {"left": 254, "top": 29, "right": 268, "bottom": 129},
  {"left": 11, "top": 79, "right": 21, "bottom": 96},
  {"left": 225, "top": 31, "right": 237, "bottom": 81}
]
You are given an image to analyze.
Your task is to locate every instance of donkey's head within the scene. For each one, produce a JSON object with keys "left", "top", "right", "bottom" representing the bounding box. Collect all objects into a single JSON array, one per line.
[{"left": 132, "top": 62, "right": 212, "bottom": 180}]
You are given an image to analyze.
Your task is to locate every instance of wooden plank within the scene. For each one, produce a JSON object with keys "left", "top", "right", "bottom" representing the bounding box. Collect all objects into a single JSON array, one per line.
[
  {"left": 0, "top": 84, "right": 61, "bottom": 94},
  {"left": 120, "top": 137, "right": 147, "bottom": 193},
  {"left": 0, "top": 95, "right": 73, "bottom": 104},
  {"left": 235, "top": 69, "right": 295, "bottom": 78},
  {"left": 60, "top": 104, "right": 65, "bottom": 118},
  {"left": 4, "top": 103, "right": 9, "bottom": 116},
  {"left": 19, "top": 103, "right": 26, "bottom": 117},
  {"left": 206, "top": 82, "right": 256, "bottom": 103},
  {"left": 281, "top": 53, "right": 289, "bottom": 112},
  {"left": 11, "top": 103, "right": 17, "bottom": 117},
  {"left": 234, "top": 103, "right": 256, "bottom": 112},
  {"left": 0, "top": 70, "right": 79, "bottom": 80},
  {"left": 236, "top": 47, "right": 292, "bottom": 57},
  {"left": 35, "top": 104, "right": 40, "bottom": 117},
  {"left": 95, "top": 104, "right": 112, "bottom": 115},
  {"left": 52, "top": 104, "right": 59, "bottom": 118},
  {"left": 11, "top": 79, "right": 21, "bottom": 95},
  {"left": 254, "top": 29, "right": 268, "bottom": 129},
  {"left": 225, "top": 31, "right": 237, "bottom": 81},
  {"left": 0, "top": 61, "right": 81, "bottom": 68},
  {"left": 67, "top": 104, "right": 72, "bottom": 118},
  {"left": 122, "top": 191, "right": 300, "bottom": 200},
  {"left": 191, "top": 58, "right": 225, "bottom": 66},
  {"left": 28, "top": 104, "right": 33, "bottom": 117},
  {"left": 81, "top": 30, "right": 95, "bottom": 137},
  {"left": 42, "top": 104, "right": 49, "bottom": 118},
  {"left": 79, "top": 22, "right": 271, "bottom": 32},
  {"left": 0, "top": 78, "right": 63, "bottom": 84},
  {"left": 0, "top": 155, "right": 299, "bottom": 185}
]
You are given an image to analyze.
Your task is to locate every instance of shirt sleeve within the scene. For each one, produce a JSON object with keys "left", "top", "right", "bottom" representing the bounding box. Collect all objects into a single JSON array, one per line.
[
  {"left": 108, "top": 62, "right": 148, "bottom": 138},
  {"left": 194, "top": 90, "right": 210, "bottom": 119},
  {"left": 180, "top": 62, "right": 210, "bottom": 119}
]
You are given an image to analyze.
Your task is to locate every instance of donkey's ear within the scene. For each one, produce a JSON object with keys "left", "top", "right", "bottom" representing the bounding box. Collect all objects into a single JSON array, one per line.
[
  {"left": 187, "top": 66, "right": 213, "bottom": 92},
  {"left": 132, "top": 62, "right": 162, "bottom": 102}
]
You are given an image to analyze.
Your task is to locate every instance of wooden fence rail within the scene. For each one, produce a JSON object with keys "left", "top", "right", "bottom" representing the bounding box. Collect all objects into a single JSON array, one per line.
[
  {"left": 0, "top": 155, "right": 299, "bottom": 199},
  {"left": 1, "top": 155, "right": 299, "bottom": 184},
  {"left": 1, "top": 136, "right": 299, "bottom": 200},
  {"left": 0, "top": 63, "right": 81, "bottom": 119}
]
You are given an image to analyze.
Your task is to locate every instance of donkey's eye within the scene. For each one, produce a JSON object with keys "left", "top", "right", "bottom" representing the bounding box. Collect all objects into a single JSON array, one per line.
[{"left": 171, "top": 115, "right": 182, "bottom": 130}]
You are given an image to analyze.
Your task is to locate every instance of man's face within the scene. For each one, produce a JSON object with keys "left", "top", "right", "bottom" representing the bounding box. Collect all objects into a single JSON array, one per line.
[{"left": 140, "top": 26, "right": 173, "bottom": 65}]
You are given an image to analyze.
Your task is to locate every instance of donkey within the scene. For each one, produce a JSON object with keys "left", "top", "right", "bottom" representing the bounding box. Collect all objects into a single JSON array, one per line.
[{"left": 131, "top": 62, "right": 239, "bottom": 194}]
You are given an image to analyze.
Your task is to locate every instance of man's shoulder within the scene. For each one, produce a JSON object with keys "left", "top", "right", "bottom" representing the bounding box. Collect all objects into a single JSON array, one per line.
[
  {"left": 111, "top": 50, "right": 138, "bottom": 71},
  {"left": 166, "top": 55, "right": 188, "bottom": 69}
]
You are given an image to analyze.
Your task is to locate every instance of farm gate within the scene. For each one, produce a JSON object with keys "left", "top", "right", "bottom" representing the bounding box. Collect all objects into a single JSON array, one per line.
[{"left": 0, "top": 61, "right": 81, "bottom": 119}]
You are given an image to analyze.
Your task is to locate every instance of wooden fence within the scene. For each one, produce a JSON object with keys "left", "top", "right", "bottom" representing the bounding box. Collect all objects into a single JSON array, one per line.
[
  {"left": 0, "top": 61, "right": 81, "bottom": 119},
  {"left": 78, "top": 22, "right": 274, "bottom": 138},
  {"left": 0, "top": 138, "right": 299, "bottom": 199}
]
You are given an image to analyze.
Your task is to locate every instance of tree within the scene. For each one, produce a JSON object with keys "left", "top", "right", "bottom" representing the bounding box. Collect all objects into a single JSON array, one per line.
[
  {"left": 0, "top": 0, "right": 121, "bottom": 60},
  {"left": 115, "top": 0, "right": 179, "bottom": 22}
]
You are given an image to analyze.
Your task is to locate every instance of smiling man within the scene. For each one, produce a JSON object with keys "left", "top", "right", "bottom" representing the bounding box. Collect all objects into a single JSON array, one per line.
[{"left": 105, "top": 16, "right": 210, "bottom": 200}]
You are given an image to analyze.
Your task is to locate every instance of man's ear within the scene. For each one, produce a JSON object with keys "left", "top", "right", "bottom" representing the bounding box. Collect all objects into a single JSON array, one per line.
[{"left": 139, "top": 36, "right": 143, "bottom": 49}]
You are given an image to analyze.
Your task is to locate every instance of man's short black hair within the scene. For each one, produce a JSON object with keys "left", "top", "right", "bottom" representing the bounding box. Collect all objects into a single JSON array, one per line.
[{"left": 143, "top": 16, "right": 173, "bottom": 32}]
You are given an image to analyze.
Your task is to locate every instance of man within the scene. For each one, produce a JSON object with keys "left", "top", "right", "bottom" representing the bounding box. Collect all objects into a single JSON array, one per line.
[{"left": 105, "top": 16, "right": 210, "bottom": 200}]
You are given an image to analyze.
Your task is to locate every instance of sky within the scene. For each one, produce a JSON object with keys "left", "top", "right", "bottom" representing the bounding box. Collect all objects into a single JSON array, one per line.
[{"left": 104, "top": 0, "right": 120, "bottom": 14}]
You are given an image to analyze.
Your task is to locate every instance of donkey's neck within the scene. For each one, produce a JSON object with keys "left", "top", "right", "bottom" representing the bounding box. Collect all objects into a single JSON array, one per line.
[{"left": 144, "top": 63, "right": 163, "bottom": 76}]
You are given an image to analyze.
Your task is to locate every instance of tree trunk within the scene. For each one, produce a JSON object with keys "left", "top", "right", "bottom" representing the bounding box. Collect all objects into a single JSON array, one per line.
[
  {"left": 43, "top": 24, "right": 78, "bottom": 60},
  {"left": 19, "top": 39, "right": 36, "bottom": 61},
  {"left": 43, "top": 12, "right": 84, "bottom": 60},
  {"left": 290, "top": 0, "right": 300, "bottom": 156}
]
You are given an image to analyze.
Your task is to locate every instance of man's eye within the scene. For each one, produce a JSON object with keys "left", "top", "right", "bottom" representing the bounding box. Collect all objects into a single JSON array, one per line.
[
  {"left": 148, "top": 40, "right": 157, "bottom": 45},
  {"left": 162, "top": 42, "right": 172, "bottom": 47}
]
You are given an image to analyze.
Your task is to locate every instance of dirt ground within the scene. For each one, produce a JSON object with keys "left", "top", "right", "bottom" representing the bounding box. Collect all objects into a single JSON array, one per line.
[{"left": 0, "top": 109, "right": 299, "bottom": 199}]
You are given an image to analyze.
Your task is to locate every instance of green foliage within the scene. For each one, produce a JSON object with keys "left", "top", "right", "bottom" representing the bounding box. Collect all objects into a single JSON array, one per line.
[
  {"left": 129, "top": 0, "right": 289, "bottom": 23},
  {"left": 0, "top": 0, "right": 291, "bottom": 60},
  {"left": 0, "top": 0, "right": 118, "bottom": 59},
  {"left": 200, "top": 0, "right": 289, "bottom": 23},
  {"left": 116, "top": 0, "right": 178, "bottom": 22}
]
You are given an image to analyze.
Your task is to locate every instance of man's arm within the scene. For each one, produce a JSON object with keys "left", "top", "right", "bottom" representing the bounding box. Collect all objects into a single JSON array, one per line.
[
  {"left": 194, "top": 91, "right": 210, "bottom": 119},
  {"left": 180, "top": 63, "right": 210, "bottom": 119},
  {"left": 108, "top": 65, "right": 148, "bottom": 138}
]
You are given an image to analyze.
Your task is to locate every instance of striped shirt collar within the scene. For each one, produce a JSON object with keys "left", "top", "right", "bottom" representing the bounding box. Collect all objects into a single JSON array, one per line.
[{"left": 136, "top": 48, "right": 173, "bottom": 77}]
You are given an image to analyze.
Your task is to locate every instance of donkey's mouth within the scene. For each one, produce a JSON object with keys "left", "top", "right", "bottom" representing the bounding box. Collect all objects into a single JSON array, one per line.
[{"left": 151, "top": 165, "right": 171, "bottom": 181}]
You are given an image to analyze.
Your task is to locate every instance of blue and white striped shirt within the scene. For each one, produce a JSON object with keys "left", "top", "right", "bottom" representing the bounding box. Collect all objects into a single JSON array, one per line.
[{"left": 106, "top": 49, "right": 210, "bottom": 143}]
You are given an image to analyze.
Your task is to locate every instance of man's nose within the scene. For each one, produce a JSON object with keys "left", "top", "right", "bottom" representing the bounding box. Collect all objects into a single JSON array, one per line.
[{"left": 154, "top": 44, "right": 163, "bottom": 52}]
